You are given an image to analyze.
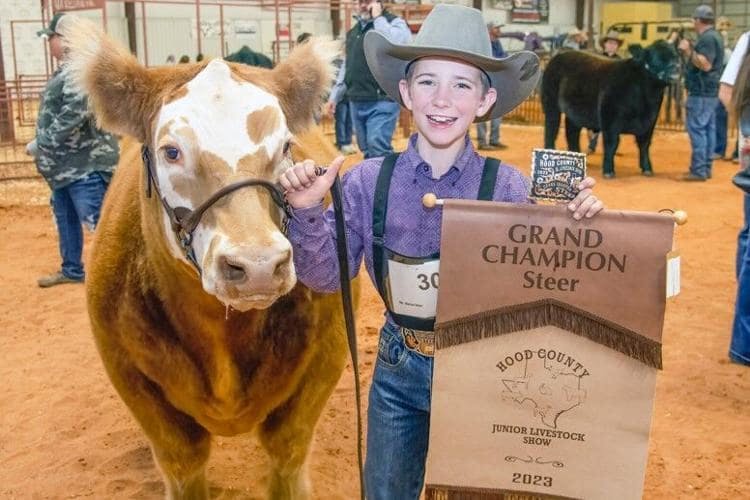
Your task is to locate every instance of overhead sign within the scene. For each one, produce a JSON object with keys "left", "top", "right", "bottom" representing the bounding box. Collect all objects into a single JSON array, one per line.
[{"left": 52, "top": 0, "right": 105, "bottom": 12}]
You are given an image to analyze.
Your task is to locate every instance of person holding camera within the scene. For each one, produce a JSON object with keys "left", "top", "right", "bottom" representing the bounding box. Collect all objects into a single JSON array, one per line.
[
  {"left": 326, "top": 0, "right": 411, "bottom": 159},
  {"left": 678, "top": 5, "right": 724, "bottom": 181}
]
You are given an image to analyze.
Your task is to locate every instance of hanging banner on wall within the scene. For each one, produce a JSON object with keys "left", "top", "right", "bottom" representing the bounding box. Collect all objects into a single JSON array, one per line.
[
  {"left": 52, "top": 0, "right": 104, "bottom": 11},
  {"left": 510, "top": 0, "right": 549, "bottom": 24}
]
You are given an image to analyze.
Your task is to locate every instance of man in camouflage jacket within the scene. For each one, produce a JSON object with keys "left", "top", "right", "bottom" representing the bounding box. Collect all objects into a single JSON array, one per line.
[{"left": 32, "top": 12, "right": 119, "bottom": 287}]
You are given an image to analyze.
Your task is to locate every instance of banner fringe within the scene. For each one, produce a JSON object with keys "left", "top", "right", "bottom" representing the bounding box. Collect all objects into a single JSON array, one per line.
[
  {"left": 425, "top": 485, "right": 577, "bottom": 500},
  {"left": 435, "top": 299, "right": 662, "bottom": 369}
]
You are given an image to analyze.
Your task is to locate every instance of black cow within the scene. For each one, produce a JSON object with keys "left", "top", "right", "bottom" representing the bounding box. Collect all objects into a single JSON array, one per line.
[{"left": 542, "top": 40, "right": 679, "bottom": 178}]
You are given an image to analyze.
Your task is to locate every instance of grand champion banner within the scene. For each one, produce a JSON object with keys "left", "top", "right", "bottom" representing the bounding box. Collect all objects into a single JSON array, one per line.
[{"left": 425, "top": 201, "right": 675, "bottom": 500}]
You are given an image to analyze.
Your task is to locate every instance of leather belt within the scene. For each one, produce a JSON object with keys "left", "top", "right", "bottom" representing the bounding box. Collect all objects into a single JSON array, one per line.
[{"left": 400, "top": 327, "right": 435, "bottom": 357}]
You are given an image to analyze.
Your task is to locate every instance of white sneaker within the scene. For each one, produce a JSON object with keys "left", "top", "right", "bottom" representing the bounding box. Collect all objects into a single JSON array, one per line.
[{"left": 339, "top": 144, "right": 357, "bottom": 155}]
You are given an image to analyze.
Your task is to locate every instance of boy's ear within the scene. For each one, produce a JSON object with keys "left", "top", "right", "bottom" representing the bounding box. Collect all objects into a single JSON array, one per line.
[
  {"left": 477, "top": 88, "right": 498, "bottom": 118},
  {"left": 398, "top": 79, "right": 413, "bottom": 111}
]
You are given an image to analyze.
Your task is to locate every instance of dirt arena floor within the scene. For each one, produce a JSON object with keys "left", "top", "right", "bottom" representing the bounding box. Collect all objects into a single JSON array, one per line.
[{"left": 1, "top": 125, "right": 749, "bottom": 499}]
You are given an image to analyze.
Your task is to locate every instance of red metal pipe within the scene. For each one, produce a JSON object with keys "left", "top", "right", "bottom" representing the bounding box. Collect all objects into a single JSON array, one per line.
[{"left": 141, "top": 0, "right": 149, "bottom": 66}]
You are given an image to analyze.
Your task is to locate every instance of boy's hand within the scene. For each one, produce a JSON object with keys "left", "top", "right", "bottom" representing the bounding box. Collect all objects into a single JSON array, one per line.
[
  {"left": 566, "top": 176, "right": 604, "bottom": 220},
  {"left": 279, "top": 156, "right": 344, "bottom": 210}
]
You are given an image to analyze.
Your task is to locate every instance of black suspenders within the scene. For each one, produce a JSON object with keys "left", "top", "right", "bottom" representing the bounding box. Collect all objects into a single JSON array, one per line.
[{"left": 372, "top": 153, "right": 501, "bottom": 331}]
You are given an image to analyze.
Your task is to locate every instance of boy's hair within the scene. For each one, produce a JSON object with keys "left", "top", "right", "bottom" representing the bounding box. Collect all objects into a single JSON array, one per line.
[{"left": 404, "top": 58, "right": 491, "bottom": 95}]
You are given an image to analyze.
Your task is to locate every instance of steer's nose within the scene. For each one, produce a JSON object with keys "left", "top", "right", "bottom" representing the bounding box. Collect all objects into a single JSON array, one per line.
[{"left": 217, "top": 243, "right": 292, "bottom": 289}]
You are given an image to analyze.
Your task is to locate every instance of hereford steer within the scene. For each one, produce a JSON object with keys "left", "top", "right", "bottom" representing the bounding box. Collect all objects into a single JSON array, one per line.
[
  {"left": 62, "top": 16, "right": 353, "bottom": 499},
  {"left": 542, "top": 40, "right": 679, "bottom": 178}
]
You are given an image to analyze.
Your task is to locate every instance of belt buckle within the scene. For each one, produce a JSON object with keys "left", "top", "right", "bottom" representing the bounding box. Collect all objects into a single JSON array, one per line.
[{"left": 401, "top": 327, "right": 435, "bottom": 357}]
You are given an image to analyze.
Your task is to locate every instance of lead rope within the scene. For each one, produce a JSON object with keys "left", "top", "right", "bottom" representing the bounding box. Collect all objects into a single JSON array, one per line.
[{"left": 330, "top": 174, "right": 365, "bottom": 500}]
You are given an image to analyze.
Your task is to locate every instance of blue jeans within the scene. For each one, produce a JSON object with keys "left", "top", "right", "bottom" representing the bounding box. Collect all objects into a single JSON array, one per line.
[
  {"left": 715, "top": 100, "right": 728, "bottom": 157},
  {"left": 476, "top": 118, "right": 501, "bottom": 146},
  {"left": 334, "top": 99, "right": 353, "bottom": 148},
  {"left": 50, "top": 172, "right": 109, "bottom": 280},
  {"left": 731, "top": 111, "right": 750, "bottom": 365},
  {"left": 365, "top": 322, "right": 433, "bottom": 500},
  {"left": 686, "top": 95, "right": 718, "bottom": 178},
  {"left": 350, "top": 100, "right": 400, "bottom": 159}
]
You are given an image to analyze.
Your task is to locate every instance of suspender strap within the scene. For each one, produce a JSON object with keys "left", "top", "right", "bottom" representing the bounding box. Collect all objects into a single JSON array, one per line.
[
  {"left": 478, "top": 156, "right": 501, "bottom": 201},
  {"left": 372, "top": 153, "right": 400, "bottom": 299},
  {"left": 372, "top": 153, "right": 500, "bottom": 330}
]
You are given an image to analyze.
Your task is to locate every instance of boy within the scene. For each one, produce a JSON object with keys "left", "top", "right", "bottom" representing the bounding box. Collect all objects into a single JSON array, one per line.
[{"left": 279, "top": 5, "right": 603, "bottom": 499}]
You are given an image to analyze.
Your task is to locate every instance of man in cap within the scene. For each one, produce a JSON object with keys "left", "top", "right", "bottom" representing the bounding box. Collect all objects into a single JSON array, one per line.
[
  {"left": 476, "top": 20, "right": 508, "bottom": 150},
  {"left": 32, "top": 12, "right": 120, "bottom": 287},
  {"left": 678, "top": 4, "right": 724, "bottom": 181}
]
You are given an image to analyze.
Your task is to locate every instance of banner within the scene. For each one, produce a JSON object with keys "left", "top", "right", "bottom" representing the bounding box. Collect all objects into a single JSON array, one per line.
[
  {"left": 425, "top": 201, "right": 674, "bottom": 500},
  {"left": 510, "top": 0, "right": 549, "bottom": 24},
  {"left": 52, "top": 0, "right": 104, "bottom": 11}
]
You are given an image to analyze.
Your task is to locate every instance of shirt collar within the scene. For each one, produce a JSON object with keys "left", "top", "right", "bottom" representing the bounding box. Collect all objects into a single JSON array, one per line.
[{"left": 402, "top": 133, "right": 479, "bottom": 176}]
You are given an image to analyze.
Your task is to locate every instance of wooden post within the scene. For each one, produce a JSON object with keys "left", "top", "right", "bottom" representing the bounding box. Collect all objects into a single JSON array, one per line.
[{"left": 125, "top": 1, "right": 137, "bottom": 55}]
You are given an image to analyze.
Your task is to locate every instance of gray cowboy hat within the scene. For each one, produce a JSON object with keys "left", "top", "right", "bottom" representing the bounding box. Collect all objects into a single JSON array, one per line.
[{"left": 363, "top": 4, "right": 540, "bottom": 121}]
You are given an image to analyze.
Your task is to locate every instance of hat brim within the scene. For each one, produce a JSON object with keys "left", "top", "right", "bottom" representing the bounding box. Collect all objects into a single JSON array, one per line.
[
  {"left": 37, "top": 28, "right": 55, "bottom": 38},
  {"left": 364, "top": 30, "right": 540, "bottom": 121},
  {"left": 600, "top": 37, "right": 624, "bottom": 47}
]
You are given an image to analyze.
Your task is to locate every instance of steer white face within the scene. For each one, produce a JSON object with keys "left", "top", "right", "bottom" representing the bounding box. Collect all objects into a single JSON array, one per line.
[{"left": 153, "top": 59, "right": 297, "bottom": 310}]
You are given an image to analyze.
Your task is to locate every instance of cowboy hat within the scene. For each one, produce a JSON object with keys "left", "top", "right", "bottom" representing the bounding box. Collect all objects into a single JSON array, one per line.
[
  {"left": 363, "top": 4, "right": 540, "bottom": 120},
  {"left": 599, "top": 29, "right": 624, "bottom": 48}
]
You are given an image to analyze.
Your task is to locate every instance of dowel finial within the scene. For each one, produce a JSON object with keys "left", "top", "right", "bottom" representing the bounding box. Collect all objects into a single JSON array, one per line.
[{"left": 422, "top": 193, "right": 438, "bottom": 208}]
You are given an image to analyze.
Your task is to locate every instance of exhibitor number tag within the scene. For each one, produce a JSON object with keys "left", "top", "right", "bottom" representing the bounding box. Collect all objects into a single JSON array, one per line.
[{"left": 387, "top": 259, "right": 440, "bottom": 318}]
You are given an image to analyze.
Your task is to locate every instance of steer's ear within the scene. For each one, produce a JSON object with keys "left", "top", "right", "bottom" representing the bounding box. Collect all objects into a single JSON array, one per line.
[
  {"left": 60, "top": 14, "right": 204, "bottom": 143},
  {"left": 270, "top": 39, "right": 339, "bottom": 134},
  {"left": 628, "top": 44, "right": 645, "bottom": 61}
]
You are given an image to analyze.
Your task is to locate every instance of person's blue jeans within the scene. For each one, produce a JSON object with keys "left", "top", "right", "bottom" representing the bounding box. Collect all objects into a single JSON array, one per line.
[
  {"left": 350, "top": 99, "right": 400, "bottom": 159},
  {"left": 686, "top": 95, "right": 718, "bottom": 178},
  {"left": 50, "top": 172, "right": 109, "bottom": 280},
  {"left": 365, "top": 322, "right": 432, "bottom": 500},
  {"left": 731, "top": 110, "right": 750, "bottom": 365},
  {"left": 334, "top": 99, "right": 353, "bottom": 148},
  {"left": 715, "top": 100, "right": 728, "bottom": 157},
  {"left": 476, "top": 118, "right": 501, "bottom": 146}
]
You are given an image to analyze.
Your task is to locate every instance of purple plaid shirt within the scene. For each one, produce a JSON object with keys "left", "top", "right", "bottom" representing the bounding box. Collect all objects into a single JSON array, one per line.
[{"left": 288, "top": 133, "right": 531, "bottom": 298}]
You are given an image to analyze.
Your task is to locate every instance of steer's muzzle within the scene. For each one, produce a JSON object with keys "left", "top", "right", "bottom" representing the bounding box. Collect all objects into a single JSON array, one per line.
[{"left": 207, "top": 239, "right": 296, "bottom": 310}]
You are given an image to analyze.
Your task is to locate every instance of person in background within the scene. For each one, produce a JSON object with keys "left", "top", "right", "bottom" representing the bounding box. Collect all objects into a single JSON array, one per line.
[
  {"left": 720, "top": 28, "right": 750, "bottom": 365},
  {"left": 178, "top": 54, "right": 190, "bottom": 63},
  {"left": 562, "top": 28, "right": 588, "bottom": 50},
  {"left": 587, "top": 30, "right": 623, "bottom": 154},
  {"left": 713, "top": 38, "right": 735, "bottom": 160},
  {"left": 476, "top": 20, "right": 508, "bottom": 151},
  {"left": 165, "top": 54, "right": 176, "bottom": 65},
  {"left": 678, "top": 4, "right": 724, "bottom": 181},
  {"left": 224, "top": 45, "right": 273, "bottom": 69},
  {"left": 327, "top": 51, "right": 357, "bottom": 155},
  {"left": 326, "top": 0, "right": 411, "bottom": 158},
  {"left": 32, "top": 13, "right": 120, "bottom": 287}
]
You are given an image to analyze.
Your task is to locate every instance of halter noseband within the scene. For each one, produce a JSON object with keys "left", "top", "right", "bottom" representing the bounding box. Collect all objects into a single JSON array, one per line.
[{"left": 141, "top": 145, "right": 293, "bottom": 274}]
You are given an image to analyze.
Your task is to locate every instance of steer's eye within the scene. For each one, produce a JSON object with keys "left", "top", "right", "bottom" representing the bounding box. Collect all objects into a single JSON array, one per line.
[
  {"left": 282, "top": 141, "right": 292, "bottom": 156},
  {"left": 163, "top": 145, "right": 181, "bottom": 162}
]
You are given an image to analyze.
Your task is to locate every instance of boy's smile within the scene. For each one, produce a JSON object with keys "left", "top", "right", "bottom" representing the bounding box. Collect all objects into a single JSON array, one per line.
[{"left": 399, "top": 57, "right": 496, "bottom": 162}]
